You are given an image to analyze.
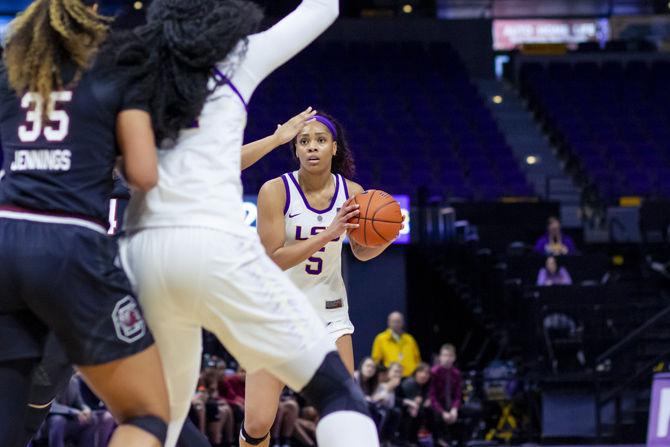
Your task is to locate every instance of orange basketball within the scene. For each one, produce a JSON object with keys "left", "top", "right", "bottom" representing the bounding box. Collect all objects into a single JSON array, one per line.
[{"left": 348, "top": 190, "right": 403, "bottom": 247}]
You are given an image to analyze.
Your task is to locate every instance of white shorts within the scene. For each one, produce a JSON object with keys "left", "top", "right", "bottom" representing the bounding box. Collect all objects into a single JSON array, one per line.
[
  {"left": 121, "top": 227, "right": 334, "bottom": 447},
  {"left": 326, "top": 318, "right": 355, "bottom": 345}
]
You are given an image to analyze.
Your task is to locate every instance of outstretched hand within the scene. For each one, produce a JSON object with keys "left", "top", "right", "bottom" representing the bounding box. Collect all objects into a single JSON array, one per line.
[{"left": 274, "top": 107, "right": 317, "bottom": 145}]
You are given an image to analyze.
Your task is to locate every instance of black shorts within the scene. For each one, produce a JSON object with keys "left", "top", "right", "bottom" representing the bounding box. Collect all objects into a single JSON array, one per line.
[
  {"left": 0, "top": 217, "right": 154, "bottom": 366},
  {"left": 27, "top": 333, "right": 73, "bottom": 405}
]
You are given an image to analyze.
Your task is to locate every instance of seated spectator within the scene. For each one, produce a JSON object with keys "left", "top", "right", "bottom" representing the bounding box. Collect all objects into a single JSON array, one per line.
[
  {"left": 200, "top": 370, "right": 234, "bottom": 447},
  {"left": 355, "top": 357, "right": 380, "bottom": 401},
  {"left": 429, "top": 344, "right": 462, "bottom": 447},
  {"left": 399, "top": 362, "right": 431, "bottom": 445},
  {"left": 223, "top": 366, "right": 246, "bottom": 400},
  {"left": 218, "top": 366, "right": 246, "bottom": 432},
  {"left": 354, "top": 357, "right": 382, "bottom": 428},
  {"left": 189, "top": 390, "right": 207, "bottom": 435},
  {"left": 372, "top": 362, "right": 404, "bottom": 446},
  {"left": 77, "top": 378, "right": 116, "bottom": 446},
  {"left": 534, "top": 217, "right": 576, "bottom": 256},
  {"left": 537, "top": 256, "right": 573, "bottom": 286},
  {"left": 372, "top": 311, "right": 422, "bottom": 378},
  {"left": 42, "top": 374, "right": 101, "bottom": 447},
  {"left": 293, "top": 406, "right": 319, "bottom": 447},
  {"left": 271, "top": 389, "right": 300, "bottom": 447}
]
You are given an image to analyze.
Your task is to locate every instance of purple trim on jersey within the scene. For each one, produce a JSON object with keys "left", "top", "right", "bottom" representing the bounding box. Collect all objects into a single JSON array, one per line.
[
  {"left": 212, "top": 68, "right": 248, "bottom": 111},
  {"left": 281, "top": 175, "right": 291, "bottom": 216},
  {"left": 288, "top": 172, "right": 340, "bottom": 215},
  {"left": 341, "top": 175, "right": 350, "bottom": 199}
]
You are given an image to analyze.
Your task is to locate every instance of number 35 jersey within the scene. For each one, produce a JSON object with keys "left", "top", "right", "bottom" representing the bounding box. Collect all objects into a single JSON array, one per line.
[
  {"left": 282, "top": 171, "right": 350, "bottom": 323},
  {"left": 0, "top": 61, "right": 147, "bottom": 224}
]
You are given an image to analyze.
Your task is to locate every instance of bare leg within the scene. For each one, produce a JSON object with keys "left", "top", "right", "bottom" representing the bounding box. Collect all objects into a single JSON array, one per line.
[
  {"left": 240, "top": 370, "right": 284, "bottom": 447},
  {"left": 77, "top": 345, "right": 169, "bottom": 447},
  {"left": 193, "top": 399, "right": 206, "bottom": 434},
  {"left": 207, "top": 418, "right": 224, "bottom": 446},
  {"left": 335, "top": 335, "right": 355, "bottom": 376},
  {"left": 293, "top": 419, "right": 316, "bottom": 446},
  {"left": 271, "top": 404, "right": 284, "bottom": 441},
  {"left": 221, "top": 404, "right": 234, "bottom": 445},
  {"left": 280, "top": 400, "right": 299, "bottom": 440}
]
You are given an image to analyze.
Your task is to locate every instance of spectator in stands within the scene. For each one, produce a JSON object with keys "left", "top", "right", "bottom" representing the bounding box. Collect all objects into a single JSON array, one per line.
[
  {"left": 201, "top": 370, "right": 235, "bottom": 447},
  {"left": 372, "top": 362, "right": 404, "bottom": 446},
  {"left": 537, "top": 256, "right": 573, "bottom": 286},
  {"left": 293, "top": 405, "right": 319, "bottom": 447},
  {"left": 372, "top": 311, "right": 422, "bottom": 377},
  {"left": 218, "top": 366, "right": 245, "bottom": 436},
  {"left": 224, "top": 366, "right": 246, "bottom": 399},
  {"left": 354, "top": 357, "right": 379, "bottom": 397},
  {"left": 189, "top": 391, "right": 207, "bottom": 436},
  {"left": 430, "top": 344, "right": 462, "bottom": 447},
  {"left": 354, "top": 357, "right": 382, "bottom": 428},
  {"left": 42, "top": 374, "right": 101, "bottom": 447},
  {"left": 78, "top": 378, "right": 117, "bottom": 446},
  {"left": 399, "top": 362, "right": 432, "bottom": 445},
  {"left": 534, "top": 216, "right": 576, "bottom": 256},
  {"left": 271, "top": 389, "right": 300, "bottom": 447}
]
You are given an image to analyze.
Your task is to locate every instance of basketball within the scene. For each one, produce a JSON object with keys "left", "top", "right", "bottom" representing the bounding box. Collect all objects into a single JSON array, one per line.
[{"left": 348, "top": 190, "right": 403, "bottom": 247}]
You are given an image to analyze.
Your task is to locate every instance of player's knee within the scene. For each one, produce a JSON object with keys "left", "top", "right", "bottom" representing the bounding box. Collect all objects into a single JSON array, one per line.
[
  {"left": 240, "top": 422, "right": 270, "bottom": 445},
  {"left": 243, "top": 415, "right": 274, "bottom": 438},
  {"left": 122, "top": 415, "right": 168, "bottom": 446},
  {"left": 300, "top": 351, "right": 370, "bottom": 418}
]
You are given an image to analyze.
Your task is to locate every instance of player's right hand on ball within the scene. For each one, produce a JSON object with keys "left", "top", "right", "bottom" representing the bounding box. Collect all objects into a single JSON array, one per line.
[{"left": 326, "top": 198, "right": 360, "bottom": 238}]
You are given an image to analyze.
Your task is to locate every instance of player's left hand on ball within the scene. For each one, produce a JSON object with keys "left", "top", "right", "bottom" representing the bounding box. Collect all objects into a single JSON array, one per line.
[
  {"left": 274, "top": 107, "right": 317, "bottom": 145},
  {"left": 327, "top": 198, "right": 360, "bottom": 238}
]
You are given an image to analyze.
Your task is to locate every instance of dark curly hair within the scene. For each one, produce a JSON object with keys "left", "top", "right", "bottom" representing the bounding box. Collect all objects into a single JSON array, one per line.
[
  {"left": 290, "top": 111, "right": 356, "bottom": 179},
  {"left": 98, "top": 0, "right": 263, "bottom": 142}
]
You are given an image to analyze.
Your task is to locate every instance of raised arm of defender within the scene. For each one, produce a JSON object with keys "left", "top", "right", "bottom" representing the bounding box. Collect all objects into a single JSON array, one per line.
[{"left": 226, "top": 0, "right": 339, "bottom": 101}]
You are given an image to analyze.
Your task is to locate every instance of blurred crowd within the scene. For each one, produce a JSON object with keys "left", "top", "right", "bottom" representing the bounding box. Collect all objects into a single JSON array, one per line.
[
  {"left": 184, "top": 311, "right": 463, "bottom": 447},
  {"left": 28, "top": 311, "right": 464, "bottom": 447}
]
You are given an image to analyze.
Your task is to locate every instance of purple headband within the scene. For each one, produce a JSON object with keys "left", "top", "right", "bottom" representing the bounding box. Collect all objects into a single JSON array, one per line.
[{"left": 314, "top": 115, "right": 338, "bottom": 140}]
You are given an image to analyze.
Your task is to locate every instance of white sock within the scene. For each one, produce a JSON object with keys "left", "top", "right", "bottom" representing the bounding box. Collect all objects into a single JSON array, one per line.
[{"left": 316, "top": 411, "right": 379, "bottom": 447}]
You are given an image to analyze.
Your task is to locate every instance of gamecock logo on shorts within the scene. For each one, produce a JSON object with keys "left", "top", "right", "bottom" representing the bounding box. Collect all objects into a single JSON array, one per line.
[{"left": 112, "top": 296, "right": 146, "bottom": 343}]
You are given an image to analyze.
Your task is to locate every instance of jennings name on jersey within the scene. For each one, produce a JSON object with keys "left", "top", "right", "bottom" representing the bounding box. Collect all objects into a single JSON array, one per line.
[
  {"left": 282, "top": 171, "right": 350, "bottom": 323},
  {"left": 0, "top": 61, "right": 147, "bottom": 224}
]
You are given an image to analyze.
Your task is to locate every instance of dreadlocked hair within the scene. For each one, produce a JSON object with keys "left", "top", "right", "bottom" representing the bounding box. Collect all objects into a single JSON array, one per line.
[
  {"left": 99, "top": 0, "right": 263, "bottom": 143},
  {"left": 4, "top": 0, "right": 110, "bottom": 106},
  {"left": 290, "top": 111, "right": 357, "bottom": 179}
]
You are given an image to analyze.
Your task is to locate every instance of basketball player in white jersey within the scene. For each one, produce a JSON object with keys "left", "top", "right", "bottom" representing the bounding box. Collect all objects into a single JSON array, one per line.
[
  {"left": 242, "top": 112, "right": 400, "bottom": 447},
  {"left": 109, "top": 1, "right": 380, "bottom": 447}
]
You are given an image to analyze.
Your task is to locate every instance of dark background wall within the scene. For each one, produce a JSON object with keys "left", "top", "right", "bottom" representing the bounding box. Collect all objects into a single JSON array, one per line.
[
  {"left": 343, "top": 245, "right": 407, "bottom": 366},
  {"left": 318, "top": 18, "right": 495, "bottom": 78}
]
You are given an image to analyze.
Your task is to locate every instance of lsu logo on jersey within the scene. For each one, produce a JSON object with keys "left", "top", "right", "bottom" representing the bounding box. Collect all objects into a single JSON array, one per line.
[
  {"left": 112, "top": 296, "right": 146, "bottom": 344},
  {"left": 294, "top": 226, "right": 340, "bottom": 242}
]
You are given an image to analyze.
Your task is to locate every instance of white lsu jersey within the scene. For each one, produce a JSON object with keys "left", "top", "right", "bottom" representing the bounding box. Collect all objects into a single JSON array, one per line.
[
  {"left": 283, "top": 171, "right": 350, "bottom": 324},
  {"left": 123, "top": 0, "right": 339, "bottom": 238}
]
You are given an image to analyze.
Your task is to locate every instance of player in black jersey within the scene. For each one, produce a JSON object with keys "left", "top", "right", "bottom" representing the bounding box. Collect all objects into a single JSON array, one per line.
[
  {"left": 14, "top": 176, "right": 213, "bottom": 447},
  {"left": 0, "top": 1, "right": 169, "bottom": 446}
]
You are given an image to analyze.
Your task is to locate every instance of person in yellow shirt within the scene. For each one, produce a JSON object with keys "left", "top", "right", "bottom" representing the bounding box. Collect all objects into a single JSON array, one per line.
[{"left": 371, "top": 311, "right": 421, "bottom": 377}]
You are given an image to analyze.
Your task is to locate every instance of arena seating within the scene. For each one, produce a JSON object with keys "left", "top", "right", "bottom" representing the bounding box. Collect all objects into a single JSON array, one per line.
[
  {"left": 520, "top": 59, "right": 670, "bottom": 202},
  {"left": 242, "top": 42, "right": 534, "bottom": 200}
]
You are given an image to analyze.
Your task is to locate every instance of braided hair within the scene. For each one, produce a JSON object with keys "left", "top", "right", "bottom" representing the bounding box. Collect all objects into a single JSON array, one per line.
[
  {"left": 290, "top": 111, "right": 356, "bottom": 179},
  {"left": 4, "top": 0, "right": 110, "bottom": 106},
  {"left": 100, "top": 0, "right": 263, "bottom": 143}
]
